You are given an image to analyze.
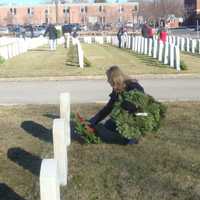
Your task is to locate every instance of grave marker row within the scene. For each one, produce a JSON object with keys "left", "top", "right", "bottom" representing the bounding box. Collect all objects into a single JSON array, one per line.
[
  {"left": 0, "top": 37, "right": 48, "bottom": 60},
  {"left": 168, "top": 35, "right": 200, "bottom": 54},
  {"left": 81, "top": 35, "right": 181, "bottom": 71},
  {"left": 40, "top": 93, "right": 71, "bottom": 200}
]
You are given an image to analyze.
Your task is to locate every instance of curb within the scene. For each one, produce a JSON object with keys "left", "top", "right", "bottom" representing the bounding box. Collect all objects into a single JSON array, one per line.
[{"left": 0, "top": 73, "right": 200, "bottom": 82}]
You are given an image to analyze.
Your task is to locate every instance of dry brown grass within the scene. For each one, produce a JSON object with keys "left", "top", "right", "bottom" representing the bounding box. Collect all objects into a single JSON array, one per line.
[
  {"left": 0, "top": 103, "right": 200, "bottom": 199},
  {"left": 0, "top": 44, "right": 200, "bottom": 78}
]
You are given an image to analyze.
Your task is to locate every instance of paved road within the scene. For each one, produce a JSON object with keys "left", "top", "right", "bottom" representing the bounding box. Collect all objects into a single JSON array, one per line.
[{"left": 0, "top": 78, "right": 200, "bottom": 105}]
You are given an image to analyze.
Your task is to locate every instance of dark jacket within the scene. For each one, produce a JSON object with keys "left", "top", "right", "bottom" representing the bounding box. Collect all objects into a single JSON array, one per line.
[
  {"left": 90, "top": 80, "right": 144, "bottom": 125},
  {"left": 44, "top": 25, "right": 57, "bottom": 40},
  {"left": 117, "top": 28, "right": 123, "bottom": 39}
]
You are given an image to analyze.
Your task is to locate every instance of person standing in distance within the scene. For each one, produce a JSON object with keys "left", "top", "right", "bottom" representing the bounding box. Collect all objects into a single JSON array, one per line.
[{"left": 44, "top": 24, "right": 58, "bottom": 51}]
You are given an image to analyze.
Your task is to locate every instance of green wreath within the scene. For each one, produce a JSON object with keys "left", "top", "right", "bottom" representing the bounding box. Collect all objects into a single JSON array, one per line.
[{"left": 110, "top": 90, "right": 167, "bottom": 140}]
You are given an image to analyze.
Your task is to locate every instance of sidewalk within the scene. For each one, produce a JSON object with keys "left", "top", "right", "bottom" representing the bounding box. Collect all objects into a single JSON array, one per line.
[{"left": 0, "top": 73, "right": 200, "bottom": 82}]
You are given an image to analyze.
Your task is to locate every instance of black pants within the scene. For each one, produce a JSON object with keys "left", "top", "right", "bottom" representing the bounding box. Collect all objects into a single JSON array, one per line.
[
  {"left": 95, "top": 119, "right": 129, "bottom": 144},
  {"left": 118, "top": 37, "right": 121, "bottom": 48}
]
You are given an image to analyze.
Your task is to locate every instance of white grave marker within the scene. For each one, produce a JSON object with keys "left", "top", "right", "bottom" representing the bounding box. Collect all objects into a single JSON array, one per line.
[
  {"left": 53, "top": 119, "right": 68, "bottom": 186},
  {"left": 60, "top": 93, "right": 71, "bottom": 146},
  {"left": 40, "top": 159, "right": 60, "bottom": 200}
]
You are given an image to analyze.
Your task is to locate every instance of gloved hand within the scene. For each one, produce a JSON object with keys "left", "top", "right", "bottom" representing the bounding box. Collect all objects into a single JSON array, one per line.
[
  {"left": 121, "top": 100, "right": 137, "bottom": 114},
  {"left": 87, "top": 118, "right": 96, "bottom": 128}
]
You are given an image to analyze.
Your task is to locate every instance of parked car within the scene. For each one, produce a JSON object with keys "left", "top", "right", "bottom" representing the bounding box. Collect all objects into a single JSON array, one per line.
[
  {"left": 13, "top": 26, "right": 25, "bottom": 37},
  {"left": 62, "top": 23, "right": 81, "bottom": 34},
  {"left": 0, "top": 27, "right": 9, "bottom": 35},
  {"left": 80, "top": 25, "right": 88, "bottom": 31},
  {"left": 126, "top": 21, "right": 133, "bottom": 28}
]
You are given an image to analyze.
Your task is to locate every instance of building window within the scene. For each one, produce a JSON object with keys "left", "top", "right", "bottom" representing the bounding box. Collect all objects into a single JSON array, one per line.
[
  {"left": 27, "top": 8, "right": 34, "bottom": 16},
  {"left": 119, "top": 6, "right": 124, "bottom": 13},
  {"left": 133, "top": 5, "right": 137, "bottom": 11},
  {"left": 118, "top": 16, "right": 122, "bottom": 23},
  {"left": 10, "top": 8, "right": 17, "bottom": 15},
  {"left": 81, "top": 6, "right": 87, "bottom": 13},
  {"left": 99, "top": 6, "right": 103, "bottom": 12},
  {"left": 14, "top": 8, "right": 17, "bottom": 15}
]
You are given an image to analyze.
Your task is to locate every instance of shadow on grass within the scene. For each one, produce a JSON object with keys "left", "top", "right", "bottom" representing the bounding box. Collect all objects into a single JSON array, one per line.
[
  {"left": 65, "top": 61, "right": 79, "bottom": 67},
  {"left": 129, "top": 51, "right": 166, "bottom": 68},
  {"left": 7, "top": 147, "right": 42, "bottom": 176},
  {"left": 43, "top": 113, "right": 59, "bottom": 119},
  {"left": 182, "top": 52, "right": 200, "bottom": 59},
  {"left": 135, "top": 55, "right": 164, "bottom": 67},
  {"left": 0, "top": 183, "right": 26, "bottom": 200},
  {"left": 28, "top": 48, "right": 50, "bottom": 52},
  {"left": 113, "top": 45, "right": 168, "bottom": 69},
  {"left": 21, "top": 121, "right": 52, "bottom": 143}
]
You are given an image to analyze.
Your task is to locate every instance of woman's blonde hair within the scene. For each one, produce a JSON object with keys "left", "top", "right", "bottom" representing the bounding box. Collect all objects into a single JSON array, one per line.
[{"left": 106, "top": 66, "right": 129, "bottom": 92}]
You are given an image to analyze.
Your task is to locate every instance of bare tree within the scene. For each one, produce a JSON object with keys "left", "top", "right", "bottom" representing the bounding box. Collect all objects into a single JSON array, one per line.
[
  {"left": 4, "top": 12, "right": 15, "bottom": 25},
  {"left": 139, "top": 0, "right": 184, "bottom": 23}
]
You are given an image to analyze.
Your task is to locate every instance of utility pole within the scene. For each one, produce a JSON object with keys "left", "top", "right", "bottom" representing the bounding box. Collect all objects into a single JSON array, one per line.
[
  {"left": 154, "top": 0, "right": 159, "bottom": 28},
  {"left": 55, "top": 0, "right": 59, "bottom": 24}
]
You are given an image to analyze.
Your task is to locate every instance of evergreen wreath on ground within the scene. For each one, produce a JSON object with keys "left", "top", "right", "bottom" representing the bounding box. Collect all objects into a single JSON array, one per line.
[
  {"left": 110, "top": 90, "right": 167, "bottom": 140},
  {"left": 72, "top": 113, "right": 101, "bottom": 144}
]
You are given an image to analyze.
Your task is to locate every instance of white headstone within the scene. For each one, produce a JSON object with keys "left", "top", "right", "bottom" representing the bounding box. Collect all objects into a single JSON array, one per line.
[
  {"left": 0, "top": 46, "right": 8, "bottom": 60},
  {"left": 176, "top": 37, "right": 180, "bottom": 49},
  {"left": 131, "top": 36, "right": 135, "bottom": 51},
  {"left": 77, "top": 41, "right": 84, "bottom": 68},
  {"left": 128, "top": 36, "right": 131, "bottom": 49},
  {"left": 191, "top": 39, "right": 196, "bottom": 54},
  {"left": 166, "top": 36, "right": 169, "bottom": 43},
  {"left": 170, "top": 44, "right": 175, "bottom": 68},
  {"left": 60, "top": 93, "right": 71, "bottom": 146},
  {"left": 134, "top": 36, "right": 138, "bottom": 52},
  {"left": 164, "top": 42, "right": 169, "bottom": 65},
  {"left": 141, "top": 37, "right": 144, "bottom": 54},
  {"left": 172, "top": 36, "right": 176, "bottom": 44},
  {"left": 53, "top": 119, "right": 68, "bottom": 186},
  {"left": 153, "top": 39, "right": 158, "bottom": 58},
  {"left": 175, "top": 46, "right": 180, "bottom": 71},
  {"left": 8, "top": 44, "right": 13, "bottom": 58},
  {"left": 186, "top": 38, "right": 190, "bottom": 52},
  {"left": 168, "top": 36, "right": 173, "bottom": 44},
  {"left": 158, "top": 41, "right": 164, "bottom": 62},
  {"left": 144, "top": 38, "right": 148, "bottom": 55},
  {"left": 66, "top": 33, "right": 70, "bottom": 48},
  {"left": 40, "top": 159, "right": 60, "bottom": 200},
  {"left": 148, "top": 38, "right": 153, "bottom": 56},
  {"left": 107, "top": 36, "right": 111, "bottom": 44},
  {"left": 180, "top": 37, "right": 185, "bottom": 51},
  {"left": 198, "top": 40, "right": 200, "bottom": 54},
  {"left": 137, "top": 37, "right": 141, "bottom": 53}
]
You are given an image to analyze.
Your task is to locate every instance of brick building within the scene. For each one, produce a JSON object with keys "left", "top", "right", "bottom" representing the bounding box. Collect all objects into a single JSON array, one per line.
[
  {"left": 184, "top": 0, "right": 200, "bottom": 25},
  {"left": 0, "top": 2, "right": 139, "bottom": 27}
]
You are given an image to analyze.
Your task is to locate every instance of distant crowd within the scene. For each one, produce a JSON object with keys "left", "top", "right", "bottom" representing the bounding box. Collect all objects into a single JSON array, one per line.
[{"left": 117, "top": 23, "right": 168, "bottom": 48}]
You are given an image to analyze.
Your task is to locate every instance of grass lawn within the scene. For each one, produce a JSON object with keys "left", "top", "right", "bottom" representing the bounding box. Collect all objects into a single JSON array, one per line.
[
  {"left": 0, "top": 103, "right": 200, "bottom": 200},
  {"left": 0, "top": 44, "right": 200, "bottom": 78}
]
